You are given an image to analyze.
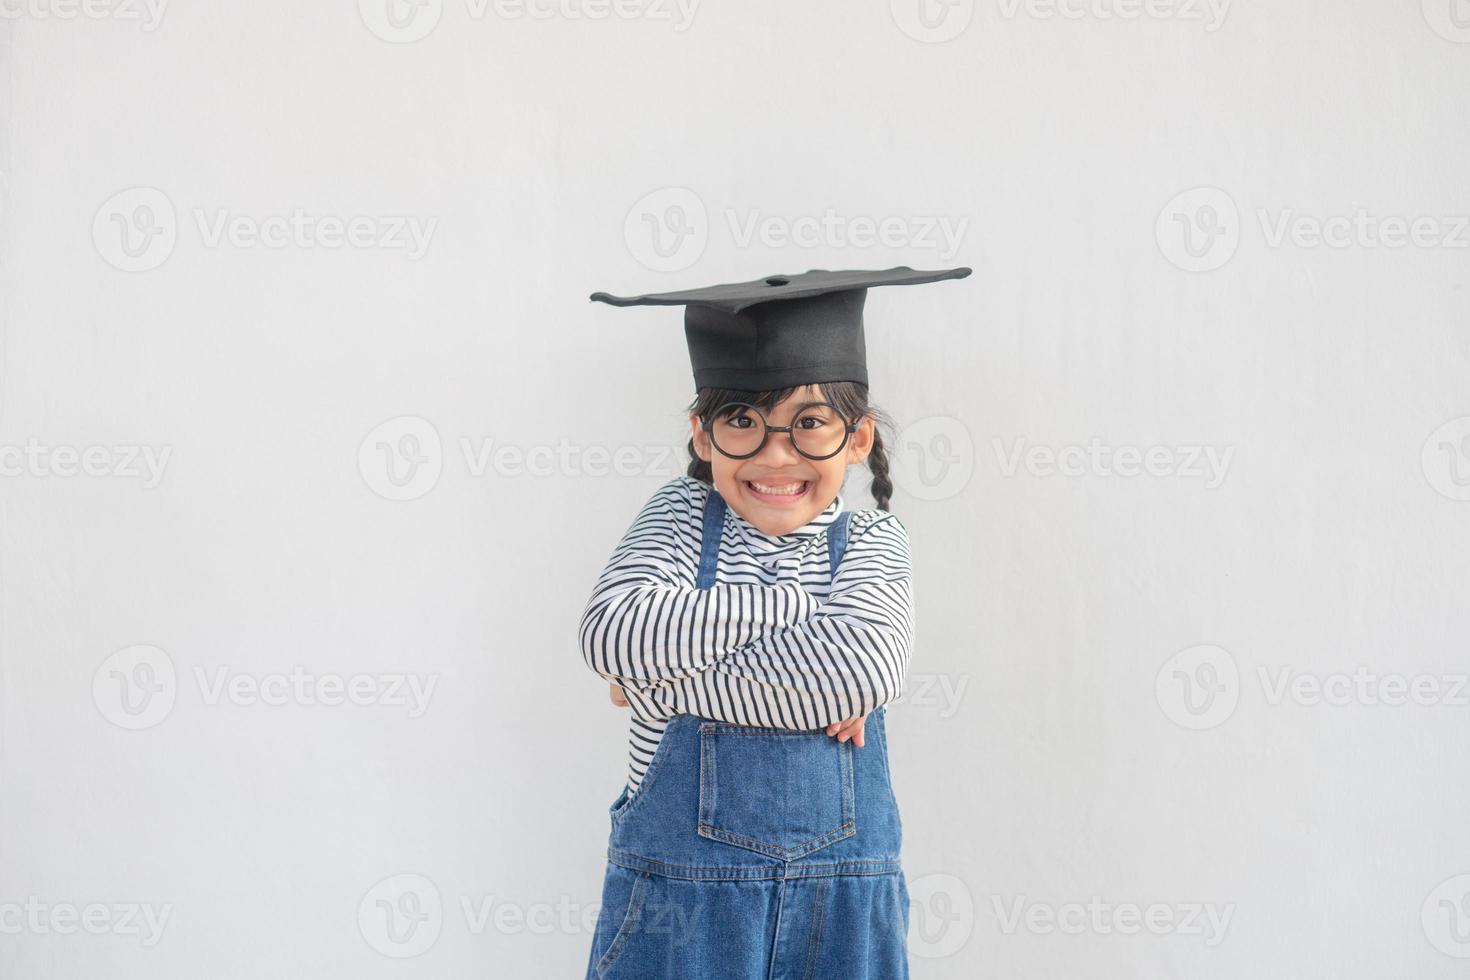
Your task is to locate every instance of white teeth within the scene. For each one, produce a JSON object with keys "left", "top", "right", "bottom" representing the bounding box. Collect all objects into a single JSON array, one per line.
[{"left": 749, "top": 480, "right": 807, "bottom": 496}]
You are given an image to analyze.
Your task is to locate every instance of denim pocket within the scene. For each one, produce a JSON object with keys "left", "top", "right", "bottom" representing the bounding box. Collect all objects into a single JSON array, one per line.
[
  {"left": 609, "top": 719, "right": 678, "bottom": 826},
  {"left": 593, "top": 869, "right": 649, "bottom": 979},
  {"left": 696, "top": 722, "right": 856, "bottom": 860}
]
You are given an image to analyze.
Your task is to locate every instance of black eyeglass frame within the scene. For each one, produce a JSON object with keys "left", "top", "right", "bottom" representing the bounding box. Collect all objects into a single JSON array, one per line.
[{"left": 698, "top": 400, "right": 861, "bottom": 461}]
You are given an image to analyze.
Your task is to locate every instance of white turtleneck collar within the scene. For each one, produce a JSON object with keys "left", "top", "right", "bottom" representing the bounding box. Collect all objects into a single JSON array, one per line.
[{"left": 720, "top": 485, "right": 845, "bottom": 559}]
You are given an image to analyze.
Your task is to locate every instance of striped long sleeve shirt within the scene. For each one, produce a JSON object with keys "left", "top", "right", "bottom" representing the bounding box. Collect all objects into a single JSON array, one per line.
[{"left": 579, "top": 475, "right": 914, "bottom": 794}]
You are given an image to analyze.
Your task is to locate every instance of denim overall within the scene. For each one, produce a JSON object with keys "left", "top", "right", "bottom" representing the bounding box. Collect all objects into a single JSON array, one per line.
[{"left": 585, "top": 489, "right": 911, "bottom": 980}]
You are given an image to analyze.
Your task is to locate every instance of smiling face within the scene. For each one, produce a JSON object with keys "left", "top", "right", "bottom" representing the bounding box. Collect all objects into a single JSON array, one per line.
[{"left": 689, "top": 384, "right": 875, "bottom": 537}]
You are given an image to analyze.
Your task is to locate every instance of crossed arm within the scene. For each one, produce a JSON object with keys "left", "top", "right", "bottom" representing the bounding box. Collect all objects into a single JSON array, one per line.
[{"left": 579, "top": 481, "right": 914, "bottom": 733}]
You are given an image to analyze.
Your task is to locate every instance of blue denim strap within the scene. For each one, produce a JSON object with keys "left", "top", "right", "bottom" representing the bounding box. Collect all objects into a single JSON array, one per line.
[
  {"left": 695, "top": 487, "right": 727, "bottom": 590},
  {"left": 827, "top": 510, "right": 853, "bottom": 579}
]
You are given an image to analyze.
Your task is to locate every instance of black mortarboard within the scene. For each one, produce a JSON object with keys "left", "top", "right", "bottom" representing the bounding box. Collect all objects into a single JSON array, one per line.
[{"left": 589, "top": 265, "right": 971, "bottom": 391}]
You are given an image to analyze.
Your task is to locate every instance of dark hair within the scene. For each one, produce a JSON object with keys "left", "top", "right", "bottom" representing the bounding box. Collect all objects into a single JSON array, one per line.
[{"left": 683, "top": 382, "right": 896, "bottom": 511}]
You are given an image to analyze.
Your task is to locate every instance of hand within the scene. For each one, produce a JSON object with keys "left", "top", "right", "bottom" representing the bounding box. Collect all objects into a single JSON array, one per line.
[
  {"left": 609, "top": 683, "right": 628, "bottom": 708},
  {"left": 825, "top": 712, "right": 868, "bottom": 747}
]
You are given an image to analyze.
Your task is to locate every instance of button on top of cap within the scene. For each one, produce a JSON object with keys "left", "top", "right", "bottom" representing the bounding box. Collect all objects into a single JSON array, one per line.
[{"left": 764, "top": 277, "right": 789, "bottom": 286}]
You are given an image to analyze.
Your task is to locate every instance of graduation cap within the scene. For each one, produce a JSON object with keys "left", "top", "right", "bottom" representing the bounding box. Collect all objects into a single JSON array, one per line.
[{"left": 589, "top": 265, "right": 971, "bottom": 391}]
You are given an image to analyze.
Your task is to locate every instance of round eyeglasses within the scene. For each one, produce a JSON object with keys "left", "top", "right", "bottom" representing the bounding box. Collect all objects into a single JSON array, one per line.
[{"left": 700, "top": 400, "right": 860, "bottom": 461}]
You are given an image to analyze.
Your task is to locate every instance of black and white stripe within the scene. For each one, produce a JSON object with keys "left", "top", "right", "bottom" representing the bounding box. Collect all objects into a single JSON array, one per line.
[{"left": 580, "top": 475, "right": 914, "bottom": 794}]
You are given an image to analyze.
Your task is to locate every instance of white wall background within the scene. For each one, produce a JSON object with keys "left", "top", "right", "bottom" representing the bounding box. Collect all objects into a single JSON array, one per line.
[{"left": 1, "top": 1, "right": 1467, "bottom": 977}]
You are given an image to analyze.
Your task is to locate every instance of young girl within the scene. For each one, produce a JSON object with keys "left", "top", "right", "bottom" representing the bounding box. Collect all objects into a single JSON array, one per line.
[{"left": 578, "top": 266, "right": 969, "bottom": 979}]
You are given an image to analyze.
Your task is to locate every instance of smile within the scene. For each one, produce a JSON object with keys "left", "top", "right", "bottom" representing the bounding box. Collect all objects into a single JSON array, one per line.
[{"left": 745, "top": 480, "right": 811, "bottom": 500}]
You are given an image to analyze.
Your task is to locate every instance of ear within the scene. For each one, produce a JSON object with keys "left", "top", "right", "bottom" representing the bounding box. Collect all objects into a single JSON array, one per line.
[
  {"left": 844, "top": 413, "right": 875, "bottom": 466},
  {"left": 689, "top": 414, "right": 713, "bottom": 462}
]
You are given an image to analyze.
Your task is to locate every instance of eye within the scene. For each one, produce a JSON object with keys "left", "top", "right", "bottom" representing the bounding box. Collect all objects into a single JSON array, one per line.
[
  {"left": 794, "top": 415, "right": 825, "bottom": 430},
  {"left": 727, "top": 413, "right": 755, "bottom": 430}
]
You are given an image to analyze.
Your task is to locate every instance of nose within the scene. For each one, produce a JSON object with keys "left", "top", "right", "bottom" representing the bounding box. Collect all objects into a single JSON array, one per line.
[{"left": 754, "top": 428, "right": 803, "bottom": 465}]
